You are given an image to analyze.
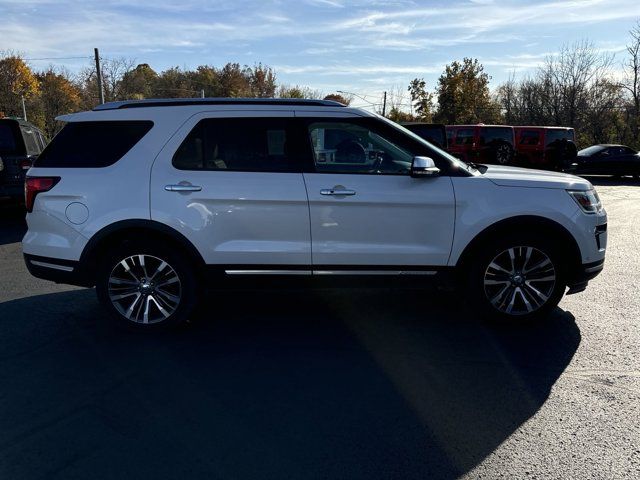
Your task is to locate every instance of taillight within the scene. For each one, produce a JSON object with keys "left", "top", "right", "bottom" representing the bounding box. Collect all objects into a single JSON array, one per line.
[
  {"left": 20, "top": 159, "right": 33, "bottom": 171},
  {"left": 24, "top": 177, "right": 60, "bottom": 213}
]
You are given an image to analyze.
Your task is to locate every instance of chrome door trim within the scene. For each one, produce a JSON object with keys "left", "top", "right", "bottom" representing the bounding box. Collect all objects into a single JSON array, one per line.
[
  {"left": 222, "top": 268, "right": 438, "bottom": 276},
  {"left": 224, "top": 269, "right": 312, "bottom": 275},
  {"left": 30, "top": 260, "right": 74, "bottom": 272},
  {"left": 313, "top": 270, "right": 437, "bottom": 276}
]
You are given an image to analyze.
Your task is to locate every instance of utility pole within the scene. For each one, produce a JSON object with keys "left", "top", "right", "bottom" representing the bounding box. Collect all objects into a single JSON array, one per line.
[
  {"left": 94, "top": 48, "right": 105, "bottom": 105},
  {"left": 21, "top": 96, "right": 27, "bottom": 121},
  {"left": 382, "top": 91, "right": 387, "bottom": 117}
]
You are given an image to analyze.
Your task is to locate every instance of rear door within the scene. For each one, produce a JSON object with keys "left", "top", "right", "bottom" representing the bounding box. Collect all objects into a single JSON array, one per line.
[
  {"left": 150, "top": 111, "right": 312, "bottom": 268},
  {"left": 0, "top": 121, "right": 26, "bottom": 188},
  {"left": 516, "top": 129, "right": 543, "bottom": 165},
  {"left": 452, "top": 127, "right": 475, "bottom": 162},
  {"left": 298, "top": 115, "right": 455, "bottom": 269}
]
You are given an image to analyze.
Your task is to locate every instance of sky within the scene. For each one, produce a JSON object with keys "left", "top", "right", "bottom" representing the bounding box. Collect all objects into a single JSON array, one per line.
[{"left": 1, "top": 0, "right": 639, "bottom": 109}]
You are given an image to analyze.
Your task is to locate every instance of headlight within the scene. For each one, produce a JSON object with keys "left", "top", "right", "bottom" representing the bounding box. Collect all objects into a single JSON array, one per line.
[{"left": 567, "top": 189, "right": 602, "bottom": 214}]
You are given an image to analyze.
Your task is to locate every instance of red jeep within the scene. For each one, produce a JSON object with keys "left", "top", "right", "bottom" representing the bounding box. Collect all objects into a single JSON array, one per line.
[
  {"left": 514, "top": 126, "right": 576, "bottom": 170},
  {"left": 446, "top": 125, "right": 515, "bottom": 165}
]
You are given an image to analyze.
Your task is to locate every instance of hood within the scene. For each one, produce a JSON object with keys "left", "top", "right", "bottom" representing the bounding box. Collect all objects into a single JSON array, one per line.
[{"left": 482, "top": 164, "right": 592, "bottom": 190}]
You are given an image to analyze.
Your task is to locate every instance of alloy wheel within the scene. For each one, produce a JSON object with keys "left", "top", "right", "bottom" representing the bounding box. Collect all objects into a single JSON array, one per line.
[
  {"left": 483, "top": 246, "right": 556, "bottom": 316},
  {"left": 496, "top": 145, "right": 511, "bottom": 165},
  {"left": 107, "top": 254, "right": 182, "bottom": 324}
]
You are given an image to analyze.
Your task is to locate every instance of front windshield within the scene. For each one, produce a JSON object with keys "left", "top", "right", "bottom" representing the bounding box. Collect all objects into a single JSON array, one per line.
[
  {"left": 378, "top": 114, "right": 476, "bottom": 173},
  {"left": 578, "top": 145, "right": 606, "bottom": 156}
]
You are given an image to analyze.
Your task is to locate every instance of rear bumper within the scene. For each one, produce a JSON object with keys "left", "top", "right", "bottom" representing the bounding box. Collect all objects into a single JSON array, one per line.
[
  {"left": 566, "top": 259, "right": 604, "bottom": 294},
  {"left": 0, "top": 183, "right": 24, "bottom": 200},
  {"left": 23, "top": 253, "right": 93, "bottom": 287}
]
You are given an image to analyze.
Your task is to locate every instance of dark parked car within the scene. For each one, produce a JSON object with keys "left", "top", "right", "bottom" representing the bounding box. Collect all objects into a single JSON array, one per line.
[
  {"left": 0, "top": 117, "right": 48, "bottom": 201},
  {"left": 572, "top": 144, "right": 640, "bottom": 178},
  {"left": 446, "top": 125, "right": 515, "bottom": 165},
  {"left": 514, "top": 126, "right": 577, "bottom": 171},
  {"left": 400, "top": 123, "right": 447, "bottom": 149}
]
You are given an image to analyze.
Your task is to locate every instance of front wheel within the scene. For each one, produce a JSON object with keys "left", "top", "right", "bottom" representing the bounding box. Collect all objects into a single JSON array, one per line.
[
  {"left": 96, "top": 242, "right": 199, "bottom": 330},
  {"left": 466, "top": 235, "right": 566, "bottom": 321}
]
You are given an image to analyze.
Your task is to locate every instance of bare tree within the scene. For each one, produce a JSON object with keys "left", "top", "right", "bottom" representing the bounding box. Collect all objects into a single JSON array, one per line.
[
  {"left": 545, "top": 40, "right": 614, "bottom": 126},
  {"left": 621, "top": 21, "right": 640, "bottom": 145}
]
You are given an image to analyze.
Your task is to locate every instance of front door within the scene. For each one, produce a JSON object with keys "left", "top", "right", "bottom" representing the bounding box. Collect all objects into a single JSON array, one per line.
[
  {"left": 298, "top": 116, "right": 456, "bottom": 269},
  {"left": 150, "top": 112, "right": 311, "bottom": 268}
]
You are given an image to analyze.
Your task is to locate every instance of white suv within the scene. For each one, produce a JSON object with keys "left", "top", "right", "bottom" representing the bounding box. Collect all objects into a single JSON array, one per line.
[{"left": 22, "top": 99, "right": 607, "bottom": 328}]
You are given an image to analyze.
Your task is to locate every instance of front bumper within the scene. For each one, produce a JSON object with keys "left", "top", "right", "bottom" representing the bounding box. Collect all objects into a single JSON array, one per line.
[{"left": 566, "top": 258, "right": 605, "bottom": 294}]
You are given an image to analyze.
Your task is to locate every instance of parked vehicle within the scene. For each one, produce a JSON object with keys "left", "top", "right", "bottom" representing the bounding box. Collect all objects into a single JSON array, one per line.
[
  {"left": 570, "top": 144, "right": 640, "bottom": 178},
  {"left": 400, "top": 123, "right": 447, "bottom": 149},
  {"left": 446, "top": 125, "right": 515, "bottom": 165},
  {"left": 514, "top": 126, "right": 577, "bottom": 171},
  {"left": 23, "top": 98, "right": 606, "bottom": 329},
  {"left": 0, "top": 117, "right": 47, "bottom": 202}
]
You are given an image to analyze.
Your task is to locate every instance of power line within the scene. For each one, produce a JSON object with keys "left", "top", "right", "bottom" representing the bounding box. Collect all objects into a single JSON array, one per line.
[{"left": 25, "top": 56, "right": 91, "bottom": 61}]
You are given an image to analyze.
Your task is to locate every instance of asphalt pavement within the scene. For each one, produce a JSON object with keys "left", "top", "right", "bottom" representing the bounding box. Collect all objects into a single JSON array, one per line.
[{"left": 0, "top": 178, "right": 638, "bottom": 479}]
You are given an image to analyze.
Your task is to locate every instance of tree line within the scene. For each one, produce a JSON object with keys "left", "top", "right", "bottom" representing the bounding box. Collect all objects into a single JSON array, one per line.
[
  {"left": 401, "top": 23, "right": 640, "bottom": 149},
  {"left": 1, "top": 21, "right": 639, "bottom": 148},
  {"left": 0, "top": 57, "right": 351, "bottom": 139}
]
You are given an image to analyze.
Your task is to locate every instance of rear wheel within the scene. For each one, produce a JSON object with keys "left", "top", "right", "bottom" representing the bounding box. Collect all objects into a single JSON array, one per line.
[
  {"left": 466, "top": 234, "right": 566, "bottom": 322},
  {"left": 96, "top": 241, "right": 199, "bottom": 330},
  {"left": 495, "top": 143, "right": 513, "bottom": 165}
]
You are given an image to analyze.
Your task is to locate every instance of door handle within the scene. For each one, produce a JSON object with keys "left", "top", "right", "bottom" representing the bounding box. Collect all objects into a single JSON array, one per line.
[
  {"left": 320, "top": 189, "right": 356, "bottom": 196},
  {"left": 165, "top": 184, "right": 202, "bottom": 192}
]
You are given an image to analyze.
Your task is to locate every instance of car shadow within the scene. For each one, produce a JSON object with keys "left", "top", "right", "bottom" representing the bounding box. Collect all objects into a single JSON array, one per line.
[
  {"left": 578, "top": 175, "right": 639, "bottom": 187},
  {"left": 0, "top": 287, "right": 580, "bottom": 479},
  {"left": 0, "top": 202, "right": 26, "bottom": 245}
]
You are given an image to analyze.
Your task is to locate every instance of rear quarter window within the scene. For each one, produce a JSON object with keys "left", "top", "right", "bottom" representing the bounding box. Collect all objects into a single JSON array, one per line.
[
  {"left": 35, "top": 121, "right": 153, "bottom": 168},
  {"left": 20, "top": 126, "right": 41, "bottom": 155},
  {"left": 544, "top": 129, "right": 574, "bottom": 147},
  {"left": 0, "top": 123, "right": 19, "bottom": 155}
]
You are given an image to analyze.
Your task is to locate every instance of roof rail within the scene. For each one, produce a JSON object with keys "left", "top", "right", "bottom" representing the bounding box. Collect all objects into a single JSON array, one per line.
[{"left": 93, "top": 97, "right": 346, "bottom": 111}]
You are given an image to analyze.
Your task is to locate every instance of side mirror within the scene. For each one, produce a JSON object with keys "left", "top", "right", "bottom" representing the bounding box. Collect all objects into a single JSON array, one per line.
[{"left": 411, "top": 156, "right": 440, "bottom": 178}]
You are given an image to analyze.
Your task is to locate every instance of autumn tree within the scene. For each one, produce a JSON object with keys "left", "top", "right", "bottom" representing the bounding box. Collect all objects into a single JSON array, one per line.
[
  {"left": 0, "top": 54, "right": 39, "bottom": 117},
  {"left": 28, "top": 68, "right": 82, "bottom": 137},
  {"left": 120, "top": 63, "right": 158, "bottom": 99},
  {"left": 323, "top": 93, "right": 351, "bottom": 105},
  {"left": 153, "top": 67, "right": 197, "bottom": 98},
  {"left": 249, "top": 64, "right": 277, "bottom": 98},
  {"left": 435, "top": 58, "right": 500, "bottom": 124},
  {"left": 187, "top": 65, "right": 219, "bottom": 97},
  {"left": 278, "top": 84, "right": 322, "bottom": 99},
  {"left": 408, "top": 78, "right": 434, "bottom": 121}
]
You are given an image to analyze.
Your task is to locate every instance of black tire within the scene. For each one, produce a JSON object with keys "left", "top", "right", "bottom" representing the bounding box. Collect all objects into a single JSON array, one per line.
[
  {"left": 494, "top": 143, "right": 513, "bottom": 165},
  {"left": 465, "top": 233, "right": 566, "bottom": 322},
  {"left": 96, "top": 240, "right": 199, "bottom": 330}
]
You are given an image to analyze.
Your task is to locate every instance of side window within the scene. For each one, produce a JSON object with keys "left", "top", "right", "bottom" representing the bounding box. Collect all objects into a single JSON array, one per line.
[
  {"left": 455, "top": 129, "right": 474, "bottom": 145},
  {"left": 21, "top": 126, "right": 40, "bottom": 155},
  {"left": 519, "top": 130, "right": 540, "bottom": 146},
  {"left": 479, "top": 127, "right": 513, "bottom": 146},
  {"left": 35, "top": 121, "right": 153, "bottom": 168},
  {"left": 307, "top": 121, "right": 413, "bottom": 174},
  {"left": 173, "top": 118, "right": 297, "bottom": 172},
  {"left": 446, "top": 129, "right": 454, "bottom": 144}
]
